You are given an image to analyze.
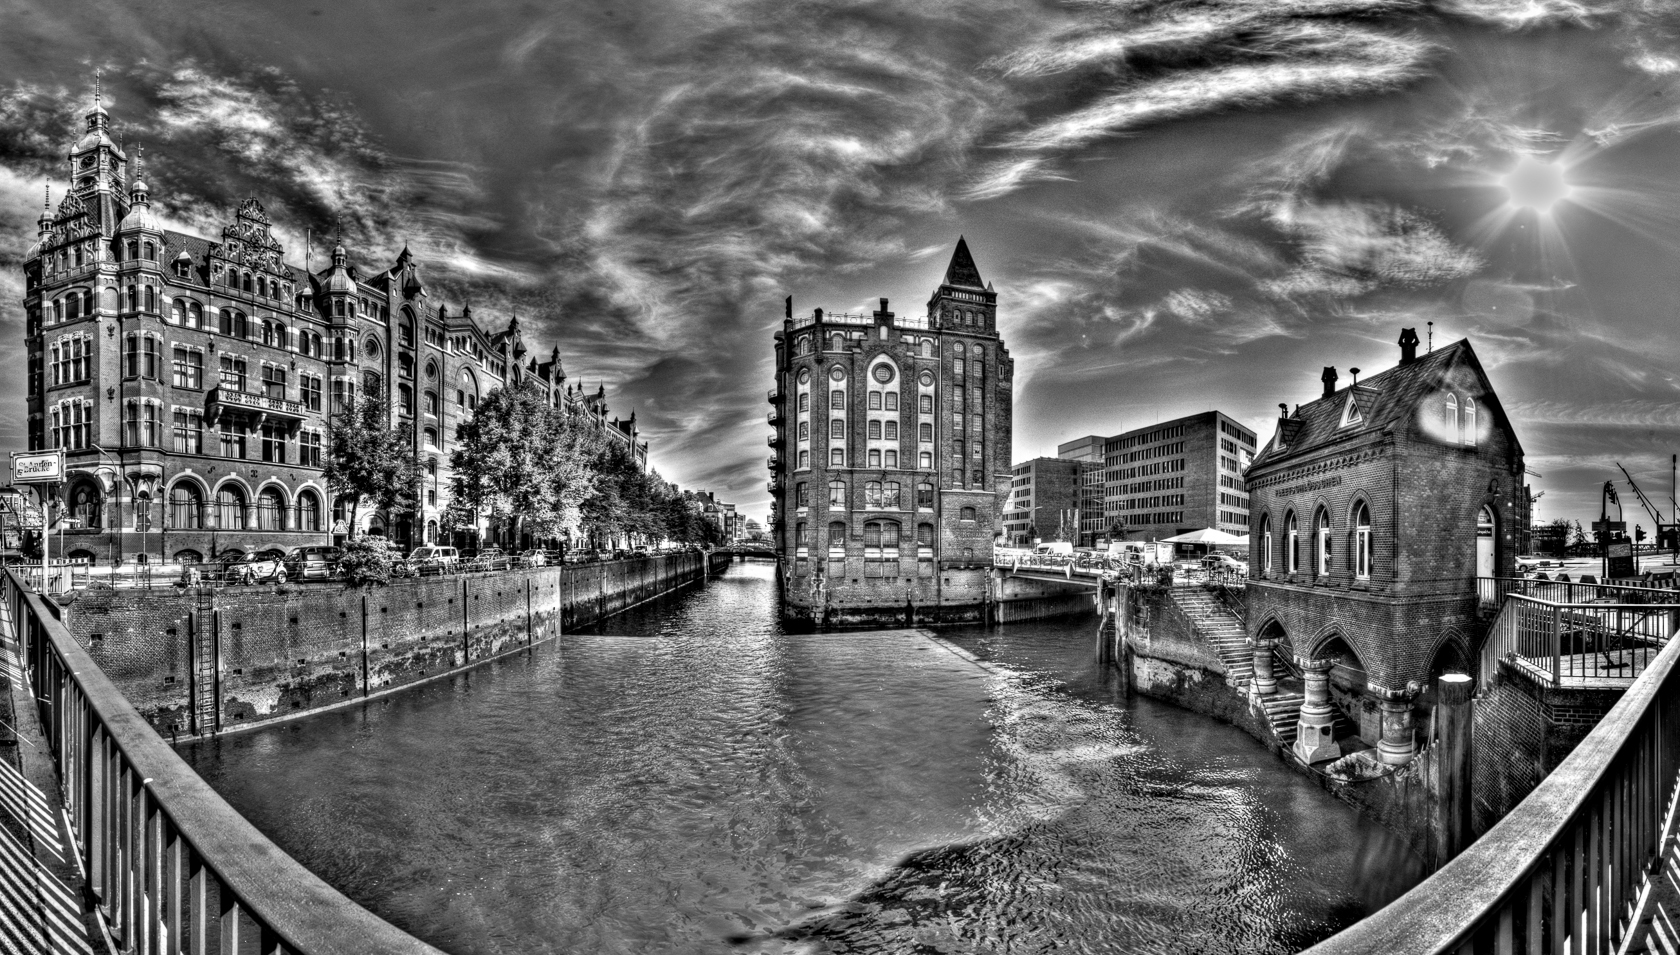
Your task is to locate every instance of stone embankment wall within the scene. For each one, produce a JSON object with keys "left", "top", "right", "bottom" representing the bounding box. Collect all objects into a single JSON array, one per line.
[{"left": 63, "top": 553, "right": 727, "bottom": 739}]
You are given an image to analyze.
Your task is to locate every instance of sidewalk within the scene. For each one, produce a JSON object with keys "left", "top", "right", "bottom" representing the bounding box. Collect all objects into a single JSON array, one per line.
[{"left": 0, "top": 596, "right": 104, "bottom": 955}]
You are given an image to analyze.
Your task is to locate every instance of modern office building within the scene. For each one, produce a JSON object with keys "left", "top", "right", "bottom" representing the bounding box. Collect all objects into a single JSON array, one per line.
[
  {"left": 1057, "top": 435, "right": 1107, "bottom": 546},
  {"left": 769, "top": 238, "right": 1014, "bottom": 627},
  {"left": 21, "top": 90, "right": 646, "bottom": 564},
  {"left": 1101, "top": 411, "right": 1256, "bottom": 544},
  {"left": 1002, "top": 457, "right": 1082, "bottom": 547}
]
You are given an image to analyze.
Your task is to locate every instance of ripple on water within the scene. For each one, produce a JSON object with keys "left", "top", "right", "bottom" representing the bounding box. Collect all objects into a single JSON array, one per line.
[{"left": 186, "top": 562, "right": 1424, "bottom": 955}]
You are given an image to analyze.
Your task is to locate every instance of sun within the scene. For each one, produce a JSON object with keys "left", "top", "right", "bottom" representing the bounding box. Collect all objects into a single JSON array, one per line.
[{"left": 1501, "top": 155, "right": 1572, "bottom": 213}]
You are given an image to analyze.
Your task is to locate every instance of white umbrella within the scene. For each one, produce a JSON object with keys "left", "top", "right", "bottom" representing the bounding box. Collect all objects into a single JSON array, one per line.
[{"left": 1158, "top": 528, "right": 1248, "bottom": 546}]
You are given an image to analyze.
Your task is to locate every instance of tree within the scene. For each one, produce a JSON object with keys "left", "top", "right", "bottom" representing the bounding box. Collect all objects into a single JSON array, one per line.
[
  {"left": 448, "top": 382, "right": 601, "bottom": 547},
  {"left": 1107, "top": 517, "right": 1129, "bottom": 542},
  {"left": 324, "top": 396, "right": 420, "bottom": 534}
]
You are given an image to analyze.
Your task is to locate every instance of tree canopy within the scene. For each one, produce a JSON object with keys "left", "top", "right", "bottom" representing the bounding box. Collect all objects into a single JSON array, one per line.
[{"left": 324, "top": 395, "right": 420, "bottom": 532}]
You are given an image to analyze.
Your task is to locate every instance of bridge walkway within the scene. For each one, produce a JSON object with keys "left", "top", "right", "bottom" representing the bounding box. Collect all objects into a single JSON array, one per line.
[{"left": 0, "top": 593, "right": 104, "bottom": 954}]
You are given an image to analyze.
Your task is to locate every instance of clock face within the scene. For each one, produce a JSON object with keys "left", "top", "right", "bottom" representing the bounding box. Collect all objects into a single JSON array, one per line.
[{"left": 79, "top": 157, "right": 93, "bottom": 169}]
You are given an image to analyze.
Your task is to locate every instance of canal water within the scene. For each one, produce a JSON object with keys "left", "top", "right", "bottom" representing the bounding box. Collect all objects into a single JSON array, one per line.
[{"left": 186, "top": 561, "right": 1425, "bottom": 955}]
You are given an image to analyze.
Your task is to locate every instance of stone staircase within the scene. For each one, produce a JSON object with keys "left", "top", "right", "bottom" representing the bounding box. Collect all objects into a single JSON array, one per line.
[{"left": 1167, "top": 588, "right": 1323, "bottom": 749}]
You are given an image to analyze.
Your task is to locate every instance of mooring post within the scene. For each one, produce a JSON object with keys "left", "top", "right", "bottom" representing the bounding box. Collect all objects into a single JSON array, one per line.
[
  {"left": 1436, "top": 673, "right": 1475, "bottom": 865},
  {"left": 360, "top": 593, "right": 370, "bottom": 697}
]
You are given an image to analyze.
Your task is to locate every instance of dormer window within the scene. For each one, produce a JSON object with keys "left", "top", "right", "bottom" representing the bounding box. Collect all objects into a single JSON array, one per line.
[{"left": 1339, "top": 394, "right": 1363, "bottom": 428}]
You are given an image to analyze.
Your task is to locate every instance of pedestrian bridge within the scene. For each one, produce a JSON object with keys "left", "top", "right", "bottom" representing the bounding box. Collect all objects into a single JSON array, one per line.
[{"left": 992, "top": 547, "right": 1245, "bottom": 590}]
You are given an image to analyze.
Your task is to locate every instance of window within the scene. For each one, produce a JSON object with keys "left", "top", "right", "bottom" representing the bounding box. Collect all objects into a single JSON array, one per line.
[
  {"left": 830, "top": 390, "right": 845, "bottom": 410},
  {"left": 919, "top": 451, "right": 932, "bottom": 469},
  {"left": 123, "top": 333, "right": 161, "bottom": 379},
  {"left": 71, "top": 486, "right": 101, "bottom": 529},
  {"left": 219, "top": 423, "right": 246, "bottom": 459},
  {"left": 171, "top": 347, "right": 203, "bottom": 389},
  {"left": 296, "top": 492, "right": 321, "bottom": 532},
  {"left": 884, "top": 421, "right": 898, "bottom": 441},
  {"left": 1463, "top": 397, "right": 1477, "bottom": 447},
  {"left": 828, "top": 522, "right": 846, "bottom": 556},
  {"left": 171, "top": 410, "right": 202, "bottom": 454},
  {"left": 168, "top": 483, "right": 203, "bottom": 530},
  {"left": 868, "top": 449, "right": 881, "bottom": 467},
  {"left": 960, "top": 506, "right": 977, "bottom": 522},
  {"left": 919, "top": 395, "right": 933, "bottom": 414},
  {"left": 300, "top": 431, "right": 323, "bottom": 467},
  {"left": 217, "top": 486, "right": 247, "bottom": 530},
  {"left": 1286, "top": 511, "right": 1298, "bottom": 573},
  {"left": 885, "top": 450, "right": 897, "bottom": 468},
  {"left": 868, "top": 421, "right": 881, "bottom": 440},
  {"left": 219, "top": 309, "right": 248, "bottom": 338},
  {"left": 1260, "top": 514, "right": 1272, "bottom": 575},
  {"left": 917, "top": 482, "right": 933, "bottom": 508},
  {"left": 399, "top": 354, "right": 414, "bottom": 379},
  {"left": 797, "top": 421, "right": 809, "bottom": 441},
  {"left": 425, "top": 391, "right": 439, "bottom": 416},
  {"left": 301, "top": 375, "right": 323, "bottom": 411},
  {"left": 954, "top": 358, "right": 965, "bottom": 376},
  {"left": 334, "top": 379, "right": 357, "bottom": 415},
  {"left": 1354, "top": 502, "right": 1372, "bottom": 580},
  {"left": 882, "top": 481, "right": 900, "bottom": 509},
  {"left": 829, "top": 478, "right": 845, "bottom": 507},
  {"left": 830, "top": 419, "right": 844, "bottom": 440},
  {"left": 423, "top": 428, "right": 439, "bottom": 450},
  {"left": 799, "top": 450, "right": 811, "bottom": 469},
  {"left": 865, "top": 481, "right": 882, "bottom": 507},
  {"left": 798, "top": 392, "right": 809, "bottom": 412},
  {"left": 399, "top": 319, "right": 414, "bottom": 348},
  {"left": 1444, "top": 393, "right": 1458, "bottom": 439},
  {"left": 830, "top": 448, "right": 844, "bottom": 466},
  {"left": 123, "top": 400, "right": 161, "bottom": 448},
  {"left": 260, "top": 424, "right": 286, "bottom": 464},
  {"left": 1316, "top": 509, "right": 1332, "bottom": 576},
  {"left": 796, "top": 482, "right": 810, "bottom": 509},
  {"left": 262, "top": 364, "right": 286, "bottom": 400},
  {"left": 219, "top": 356, "right": 248, "bottom": 391},
  {"left": 400, "top": 384, "right": 415, "bottom": 417},
  {"left": 884, "top": 393, "right": 898, "bottom": 411}
]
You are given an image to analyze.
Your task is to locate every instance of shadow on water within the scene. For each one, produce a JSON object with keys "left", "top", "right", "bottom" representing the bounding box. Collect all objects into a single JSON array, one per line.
[{"left": 187, "top": 561, "right": 1424, "bottom": 955}]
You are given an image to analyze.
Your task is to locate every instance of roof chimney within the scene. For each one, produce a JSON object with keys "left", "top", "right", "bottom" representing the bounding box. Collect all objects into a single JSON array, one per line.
[
  {"left": 1398, "top": 327, "right": 1420, "bottom": 365},
  {"left": 1278, "top": 402, "right": 1289, "bottom": 420},
  {"left": 1321, "top": 366, "right": 1338, "bottom": 399}
]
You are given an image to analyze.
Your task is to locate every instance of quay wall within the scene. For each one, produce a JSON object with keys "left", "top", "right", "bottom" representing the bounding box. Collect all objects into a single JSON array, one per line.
[{"left": 62, "top": 552, "right": 727, "bottom": 738}]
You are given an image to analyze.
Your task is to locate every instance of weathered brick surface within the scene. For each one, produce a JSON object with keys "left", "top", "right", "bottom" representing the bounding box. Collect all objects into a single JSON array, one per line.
[
  {"left": 1469, "top": 666, "right": 1622, "bottom": 833},
  {"left": 63, "top": 552, "right": 720, "bottom": 736}
]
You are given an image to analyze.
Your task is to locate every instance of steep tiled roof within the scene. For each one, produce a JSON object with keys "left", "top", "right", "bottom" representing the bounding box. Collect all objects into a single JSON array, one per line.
[
  {"left": 943, "top": 236, "right": 984, "bottom": 289},
  {"left": 1249, "top": 339, "right": 1516, "bottom": 471}
]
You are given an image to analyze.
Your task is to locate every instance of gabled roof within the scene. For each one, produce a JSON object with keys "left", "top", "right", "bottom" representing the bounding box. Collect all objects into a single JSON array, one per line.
[
  {"left": 1249, "top": 339, "right": 1522, "bottom": 471},
  {"left": 943, "top": 236, "right": 984, "bottom": 289}
]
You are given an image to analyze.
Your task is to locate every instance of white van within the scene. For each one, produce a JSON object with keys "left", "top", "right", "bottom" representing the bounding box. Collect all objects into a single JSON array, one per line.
[
  {"left": 1033, "top": 542, "right": 1075, "bottom": 556},
  {"left": 1107, "top": 541, "right": 1173, "bottom": 565},
  {"left": 408, "top": 545, "right": 460, "bottom": 571}
]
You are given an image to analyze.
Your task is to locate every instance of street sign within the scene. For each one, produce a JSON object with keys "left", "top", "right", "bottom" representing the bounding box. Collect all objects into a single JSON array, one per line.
[
  {"left": 1591, "top": 520, "right": 1626, "bottom": 534},
  {"left": 1607, "top": 539, "right": 1636, "bottom": 578},
  {"left": 10, "top": 450, "right": 64, "bottom": 485}
]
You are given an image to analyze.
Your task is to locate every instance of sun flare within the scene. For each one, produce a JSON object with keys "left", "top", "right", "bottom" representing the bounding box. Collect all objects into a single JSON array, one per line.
[{"left": 1501, "top": 155, "right": 1572, "bottom": 213}]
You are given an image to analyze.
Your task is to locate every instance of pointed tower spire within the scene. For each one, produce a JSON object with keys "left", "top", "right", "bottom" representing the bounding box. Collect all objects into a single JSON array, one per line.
[{"left": 943, "top": 236, "right": 985, "bottom": 289}]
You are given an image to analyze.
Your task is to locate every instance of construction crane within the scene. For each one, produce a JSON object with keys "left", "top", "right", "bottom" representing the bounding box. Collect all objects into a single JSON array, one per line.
[{"left": 1616, "top": 462, "right": 1675, "bottom": 549}]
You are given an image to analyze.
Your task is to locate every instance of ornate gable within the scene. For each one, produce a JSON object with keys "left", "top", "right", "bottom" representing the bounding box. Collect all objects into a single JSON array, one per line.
[{"left": 208, "top": 198, "right": 289, "bottom": 287}]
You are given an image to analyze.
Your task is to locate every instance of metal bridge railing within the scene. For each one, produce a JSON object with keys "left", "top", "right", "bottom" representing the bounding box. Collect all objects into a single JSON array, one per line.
[
  {"left": 1478, "top": 575, "right": 1680, "bottom": 610},
  {"left": 1478, "top": 590, "right": 1680, "bottom": 688},
  {"left": 1302, "top": 617, "right": 1680, "bottom": 955},
  {"left": 1, "top": 568, "right": 444, "bottom": 955}
]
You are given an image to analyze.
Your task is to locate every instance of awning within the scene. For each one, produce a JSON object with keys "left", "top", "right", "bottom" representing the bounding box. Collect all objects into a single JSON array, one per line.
[{"left": 1159, "top": 528, "right": 1248, "bottom": 546}]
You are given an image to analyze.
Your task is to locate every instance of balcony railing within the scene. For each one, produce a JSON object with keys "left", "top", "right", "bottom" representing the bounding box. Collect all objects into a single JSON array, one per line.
[
  {"left": 766, "top": 409, "right": 782, "bottom": 426},
  {"left": 767, "top": 432, "right": 782, "bottom": 448},
  {"left": 1480, "top": 593, "right": 1680, "bottom": 687},
  {"left": 207, "top": 386, "right": 307, "bottom": 420},
  {"left": 1477, "top": 575, "right": 1680, "bottom": 610},
  {"left": 767, "top": 388, "right": 779, "bottom": 404},
  {"left": 2, "top": 569, "right": 444, "bottom": 954},
  {"left": 788, "top": 311, "right": 932, "bottom": 330}
]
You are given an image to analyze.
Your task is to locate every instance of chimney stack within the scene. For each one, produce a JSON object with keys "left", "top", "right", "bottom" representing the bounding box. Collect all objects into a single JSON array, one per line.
[
  {"left": 1321, "top": 366, "right": 1338, "bottom": 399},
  {"left": 1278, "top": 402, "right": 1289, "bottom": 420},
  {"left": 1398, "top": 327, "right": 1420, "bottom": 365}
]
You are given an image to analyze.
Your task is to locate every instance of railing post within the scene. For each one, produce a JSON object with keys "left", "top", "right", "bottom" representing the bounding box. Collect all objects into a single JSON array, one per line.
[
  {"left": 1437, "top": 674, "right": 1475, "bottom": 865},
  {"left": 1552, "top": 605, "right": 1563, "bottom": 685}
]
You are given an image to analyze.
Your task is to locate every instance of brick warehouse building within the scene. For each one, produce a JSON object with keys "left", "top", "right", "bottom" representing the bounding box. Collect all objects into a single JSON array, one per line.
[
  {"left": 1102, "top": 411, "right": 1256, "bottom": 544},
  {"left": 1245, "top": 331, "right": 1526, "bottom": 767},
  {"left": 21, "top": 91, "right": 648, "bottom": 565},
  {"left": 770, "top": 239, "right": 1013, "bottom": 627}
]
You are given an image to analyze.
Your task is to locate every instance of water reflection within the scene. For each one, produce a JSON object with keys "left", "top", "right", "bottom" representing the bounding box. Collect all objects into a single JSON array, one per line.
[{"left": 186, "top": 561, "right": 1423, "bottom": 954}]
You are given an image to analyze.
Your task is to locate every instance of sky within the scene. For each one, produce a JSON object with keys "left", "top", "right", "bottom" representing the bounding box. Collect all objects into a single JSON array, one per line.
[{"left": 2, "top": 0, "right": 1679, "bottom": 530}]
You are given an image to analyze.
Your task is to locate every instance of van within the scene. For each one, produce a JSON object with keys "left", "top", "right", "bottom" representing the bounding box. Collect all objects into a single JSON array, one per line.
[
  {"left": 1032, "top": 542, "right": 1075, "bottom": 556},
  {"left": 1107, "top": 541, "right": 1174, "bottom": 565},
  {"left": 283, "top": 545, "right": 342, "bottom": 581}
]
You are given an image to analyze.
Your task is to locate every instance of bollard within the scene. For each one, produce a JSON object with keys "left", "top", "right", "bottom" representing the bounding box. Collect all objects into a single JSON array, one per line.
[{"left": 1436, "top": 673, "right": 1475, "bottom": 865}]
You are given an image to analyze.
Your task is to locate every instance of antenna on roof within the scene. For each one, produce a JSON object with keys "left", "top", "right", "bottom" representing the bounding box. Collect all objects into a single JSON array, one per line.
[
  {"left": 93, "top": 68, "right": 102, "bottom": 109},
  {"left": 1427, "top": 321, "right": 1434, "bottom": 353}
]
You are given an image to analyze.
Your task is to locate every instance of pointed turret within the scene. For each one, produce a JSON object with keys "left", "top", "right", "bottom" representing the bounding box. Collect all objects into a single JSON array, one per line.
[
  {"left": 26, "top": 185, "right": 52, "bottom": 260},
  {"left": 68, "top": 70, "right": 128, "bottom": 234},
  {"left": 118, "top": 144, "right": 161, "bottom": 235},
  {"left": 926, "top": 236, "right": 998, "bottom": 334}
]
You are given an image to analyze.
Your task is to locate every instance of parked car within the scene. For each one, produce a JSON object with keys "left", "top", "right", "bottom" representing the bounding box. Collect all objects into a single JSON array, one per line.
[
  {"left": 1202, "top": 553, "right": 1248, "bottom": 575},
  {"left": 283, "top": 545, "right": 341, "bottom": 581},
  {"left": 219, "top": 552, "right": 288, "bottom": 585},
  {"left": 408, "top": 545, "right": 460, "bottom": 572},
  {"left": 518, "top": 550, "right": 548, "bottom": 568},
  {"left": 1516, "top": 556, "right": 1554, "bottom": 574}
]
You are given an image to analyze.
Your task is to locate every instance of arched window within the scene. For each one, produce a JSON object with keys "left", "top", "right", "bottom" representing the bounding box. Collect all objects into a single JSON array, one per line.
[
  {"left": 830, "top": 448, "right": 844, "bottom": 467},
  {"left": 168, "top": 483, "right": 204, "bottom": 530},
  {"left": 1285, "top": 511, "right": 1299, "bottom": 574},
  {"left": 868, "top": 449, "right": 881, "bottom": 467},
  {"left": 1315, "top": 508, "right": 1332, "bottom": 576},
  {"left": 828, "top": 477, "right": 845, "bottom": 506},
  {"left": 919, "top": 395, "right": 933, "bottom": 414},
  {"left": 920, "top": 340, "right": 933, "bottom": 358},
  {"left": 296, "top": 491, "right": 322, "bottom": 532},
  {"left": 917, "top": 482, "right": 934, "bottom": 508},
  {"left": 1463, "top": 397, "right": 1477, "bottom": 447},
  {"left": 919, "top": 451, "right": 932, "bottom": 469},
  {"left": 865, "top": 481, "right": 883, "bottom": 507},
  {"left": 217, "top": 486, "right": 247, "bottom": 530},
  {"left": 1444, "top": 393, "right": 1458, "bottom": 441},
  {"left": 881, "top": 520, "right": 901, "bottom": 559},
  {"left": 171, "top": 300, "right": 185, "bottom": 325},
  {"left": 830, "top": 419, "right": 844, "bottom": 440},
  {"left": 796, "top": 482, "right": 810, "bottom": 509},
  {"left": 867, "top": 421, "right": 882, "bottom": 440},
  {"left": 797, "top": 392, "right": 809, "bottom": 412},
  {"left": 70, "top": 485, "right": 101, "bottom": 529},
  {"left": 827, "top": 521, "right": 846, "bottom": 556},
  {"left": 1260, "top": 513, "right": 1273, "bottom": 576},
  {"left": 868, "top": 392, "right": 882, "bottom": 410},
  {"left": 257, "top": 487, "right": 286, "bottom": 531},
  {"left": 797, "top": 421, "right": 809, "bottom": 441},
  {"left": 242, "top": 271, "right": 253, "bottom": 293},
  {"left": 830, "top": 389, "right": 845, "bottom": 410},
  {"left": 882, "top": 481, "right": 901, "bottom": 509},
  {"left": 1354, "top": 502, "right": 1372, "bottom": 580}
]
